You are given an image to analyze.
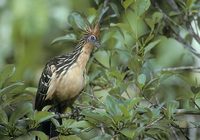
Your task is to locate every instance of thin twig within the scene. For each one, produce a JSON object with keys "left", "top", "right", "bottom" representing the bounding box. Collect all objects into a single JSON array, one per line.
[
  {"left": 175, "top": 109, "right": 200, "bottom": 115},
  {"left": 156, "top": 66, "right": 200, "bottom": 72},
  {"left": 171, "top": 122, "right": 191, "bottom": 140},
  {"left": 100, "top": 123, "right": 106, "bottom": 135},
  {"left": 191, "top": 99, "right": 200, "bottom": 110},
  {"left": 171, "top": 126, "right": 180, "bottom": 140},
  {"left": 146, "top": 115, "right": 165, "bottom": 128}
]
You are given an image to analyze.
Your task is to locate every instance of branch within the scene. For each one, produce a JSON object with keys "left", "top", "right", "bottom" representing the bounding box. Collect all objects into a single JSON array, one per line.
[
  {"left": 156, "top": 66, "right": 200, "bottom": 73},
  {"left": 153, "top": 1, "right": 200, "bottom": 58},
  {"left": 166, "top": 0, "right": 180, "bottom": 12},
  {"left": 145, "top": 115, "right": 165, "bottom": 128},
  {"left": 175, "top": 109, "right": 200, "bottom": 115}
]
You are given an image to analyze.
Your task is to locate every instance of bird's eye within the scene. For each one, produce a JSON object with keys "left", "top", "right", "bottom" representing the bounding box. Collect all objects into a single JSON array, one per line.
[{"left": 88, "top": 35, "right": 96, "bottom": 42}]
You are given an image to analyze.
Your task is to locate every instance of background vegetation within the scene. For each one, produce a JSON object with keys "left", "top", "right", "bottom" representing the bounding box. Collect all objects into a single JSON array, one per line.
[{"left": 0, "top": 0, "right": 200, "bottom": 139}]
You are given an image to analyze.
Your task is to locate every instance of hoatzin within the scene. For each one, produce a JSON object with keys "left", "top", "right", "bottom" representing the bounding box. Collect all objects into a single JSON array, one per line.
[{"left": 34, "top": 23, "right": 100, "bottom": 138}]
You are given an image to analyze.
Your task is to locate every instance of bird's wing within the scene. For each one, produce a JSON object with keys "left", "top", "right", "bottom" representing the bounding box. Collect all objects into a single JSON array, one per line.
[{"left": 34, "top": 55, "right": 70, "bottom": 110}]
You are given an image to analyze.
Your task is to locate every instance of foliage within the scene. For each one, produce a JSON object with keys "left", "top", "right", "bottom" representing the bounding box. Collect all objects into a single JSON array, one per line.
[{"left": 0, "top": 0, "right": 200, "bottom": 139}]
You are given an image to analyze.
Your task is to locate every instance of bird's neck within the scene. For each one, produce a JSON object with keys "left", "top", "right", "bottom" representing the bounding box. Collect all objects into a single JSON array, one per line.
[{"left": 76, "top": 43, "right": 94, "bottom": 69}]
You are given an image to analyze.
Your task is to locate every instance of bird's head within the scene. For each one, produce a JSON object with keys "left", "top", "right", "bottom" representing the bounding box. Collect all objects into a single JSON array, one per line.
[{"left": 84, "top": 23, "right": 100, "bottom": 48}]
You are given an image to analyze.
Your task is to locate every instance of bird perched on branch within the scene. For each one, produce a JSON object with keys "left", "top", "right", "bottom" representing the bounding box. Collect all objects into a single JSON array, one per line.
[{"left": 34, "top": 23, "right": 100, "bottom": 138}]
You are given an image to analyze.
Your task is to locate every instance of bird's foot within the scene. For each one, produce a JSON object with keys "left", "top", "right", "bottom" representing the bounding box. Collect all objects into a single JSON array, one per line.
[{"left": 71, "top": 106, "right": 83, "bottom": 120}]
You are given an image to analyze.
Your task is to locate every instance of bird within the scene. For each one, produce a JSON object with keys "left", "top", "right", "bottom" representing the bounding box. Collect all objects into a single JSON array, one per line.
[{"left": 34, "top": 23, "right": 100, "bottom": 138}]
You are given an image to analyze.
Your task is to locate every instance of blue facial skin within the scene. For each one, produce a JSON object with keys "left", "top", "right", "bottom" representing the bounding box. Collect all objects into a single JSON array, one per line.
[{"left": 87, "top": 35, "right": 100, "bottom": 48}]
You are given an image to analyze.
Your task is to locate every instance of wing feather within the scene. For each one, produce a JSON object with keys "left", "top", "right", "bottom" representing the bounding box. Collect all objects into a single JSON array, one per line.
[{"left": 34, "top": 54, "right": 79, "bottom": 110}]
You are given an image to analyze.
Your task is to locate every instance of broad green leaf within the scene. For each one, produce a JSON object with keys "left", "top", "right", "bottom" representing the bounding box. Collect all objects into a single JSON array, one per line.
[
  {"left": 137, "top": 74, "right": 146, "bottom": 86},
  {"left": 25, "top": 87, "right": 37, "bottom": 94},
  {"left": 91, "top": 133, "right": 112, "bottom": 140},
  {"left": 119, "top": 105, "right": 130, "bottom": 118},
  {"left": 191, "top": 86, "right": 200, "bottom": 94},
  {"left": 134, "top": 127, "right": 145, "bottom": 138},
  {"left": 152, "top": 12, "right": 163, "bottom": 24},
  {"left": 109, "top": 69, "right": 125, "bottom": 81},
  {"left": 15, "top": 133, "right": 34, "bottom": 140},
  {"left": 144, "top": 40, "right": 160, "bottom": 54},
  {"left": 145, "top": 18, "right": 155, "bottom": 30},
  {"left": 125, "top": 8, "right": 149, "bottom": 40},
  {"left": 70, "top": 120, "right": 91, "bottom": 129},
  {"left": 81, "top": 108, "right": 113, "bottom": 127},
  {"left": 120, "top": 128, "right": 135, "bottom": 138},
  {"left": 0, "top": 82, "right": 26, "bottom": 107},
  {"left": 0, "top": 125, "right": 9, "bottom": 136},
  {"left": 9, "top": 102, "right": 32, "bottom": 125},
  {"left": 166, "top": 101, "right": 179, "bottom": 119},
  {"left": 30, "top": 130, "right": 48, "bottom": 140},
  {"left": 59, "top": 135, "right": 81, "bottom": 140},
  {"left": 109, "top": 3, "right": 119, "bottom": 16},
  {"left": 62, "top": 119, "right": 75, "bottom": 126},
  {"left": 51, "top": 33, "right": 77, "bottom": 45},
  {"left": 186, "top": 0, "right": 196, "bottom": 8},
  {"left": 125, "top": 98, "right": 141, "bottom": 110},
  {"left": 133, "top": 0, "right": 151, "bottom": 16},
  {"left": 68, "top": 12, "right": 89, "bottom": 30},
  {"left": 105, "top": 95, "right": 122, "bottom": 117},
  {"left": 94, "top": 0, "right": 100, "bottom": 5},
  {"left": 0, "top": 65, "right": 15, "bottom": 88},
  {"left": 122, "top": 0, "right": 134, "bottom": 10},
  {"left": 51, "top": 118, "right": 61, "bottom": 127},
  {"left": 34, "top": 111, "right": 55, "bottom": 124},
  {"left": 0, "top": 82, "right": 25, "bottom": 95},
  {"left": 89, "top": 69, "right": 101, "bottom": 82},
  {"left": 0, "top": 107, "right": 8, "bottom": 124}
]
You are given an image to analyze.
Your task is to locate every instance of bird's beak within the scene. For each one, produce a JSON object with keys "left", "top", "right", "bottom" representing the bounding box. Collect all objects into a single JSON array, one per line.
[{"left": 94, "top": 40, "right": 101, "bottom": 48}]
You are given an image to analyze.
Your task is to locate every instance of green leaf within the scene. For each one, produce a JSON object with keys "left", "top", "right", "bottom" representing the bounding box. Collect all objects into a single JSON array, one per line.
[
  {"left": 166, "top": 101, "right": 179, "bottom": 119},
  {"left": 68, "top": 12, "right": 89, "bottom": 30},
  {"left": 104, "top": 95, "right": 122, "bottom": 117},
  {"left": 152, "top": 12, "right": 163, "bottom": 24},
  {"left": 0, "top": 124, "right": 8, "bottom": 136},
  {"left": 91, "top": 134, "right": 112, "bottom": 140},
  {"left": 82, "top": 109, "right": 112, "bottom": 126},
  {"left": 51, "top": 118, "right": 61, "bottom": 127},
  {"left": 70, "top": 120, "right": 91, "bottom": 129},
  {"left": 137, "top": 74, "right": 146, "bottom": 86},
  {"left": 144, "top": 40, "right": 160, "bottom": 54},
  {"left": 109, "top": 69, "right": 125, "bottom": 81},
  {"left": 94, "top": 0, "right": 100, "bottom": 5},
  {"left": 191, "top": 86, "right": 200, "bottom": 94},
  {"left": 133, "top": 0, "right": 151, "bottom": 16},
  {"left": 30, "top": 131, "right": 48, "bottom": 140},
  {"left": 51, "top": 33, "right": 77, "bottom": 45},
  {"left": 122, "top": 0, "right": 134, "bottom": 10},
  {"left": 0, "top": 82, "right": 26, "bottom": 107},
  {"left": 0, "top": 82, "right": 25, "bottom": 95},
  {"left": 0, "top": 107, "right": 8, "bottom": 124},
  {"left": 120, "top": 128, "right": 135, "bottom": 138},
  {"left": 125, "top": 98, "right": 141, "bottom": 110},
  {"left": 145, "top": 18, "right": 155, "bottom": 30},
  {"left": 9, "top": 102, "right": 32, "bottom": 125},
  {"left": 0, "top": 64, "right": 15, "bottom": 88},
  {"left": 59, "top": 135, "right": 81, "bottom": 140},
  {"left": 186, "top": 0, "right": 196, "bottom": 8},
  {"left": 25, "top": 87, "right": 37, "bottom": 93},
  {"left": 62, "top": 119, "right": 75, "bottom": 127},
  {"left": 109, "top": 3, "right": 119, "bottom": 16},
  {"left": 34, "top": 111, "right": 55, "bottom": 124}
]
